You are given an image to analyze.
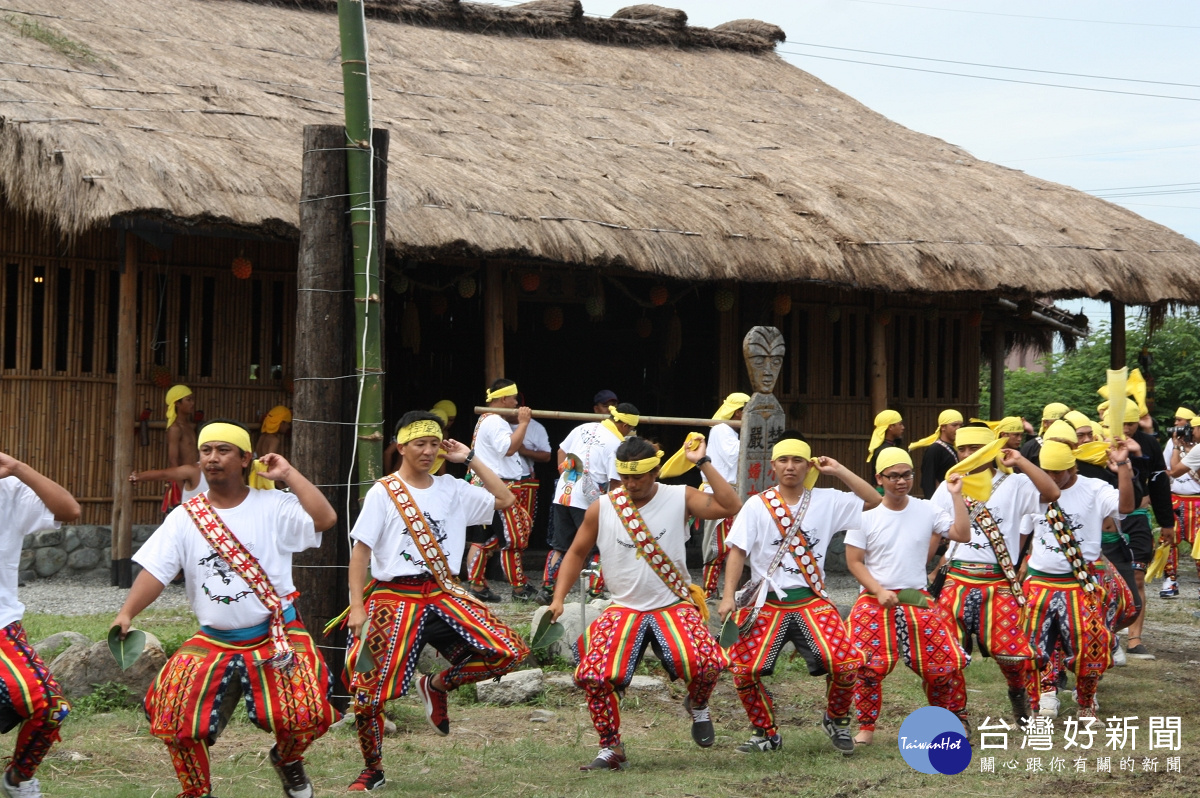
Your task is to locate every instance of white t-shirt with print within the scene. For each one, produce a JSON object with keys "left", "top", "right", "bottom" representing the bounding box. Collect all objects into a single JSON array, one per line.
[
  {"left": 930, "top": 472, "right": 1042, "bottom": 566},
  {"left": 473, "top": 413, "right": 526, "bottom": 480},
  {"left": 513, "top": 419, "right": 552, "bottom": 478},
  {"left": 596, "top": 484, "right": 690, "bottom": 611},
  {"left": 0, "top": 476, "right": 61, "bottom": 628},
  {"left": 726, "top": 487, "right": 863, "bottom": 589},
  {"left": 552, "top": 422, "right": 623, "bottom": 509},
  {"left": 1027, "top": 475, "right": 1122, "bottom": 575},
  {"left": 704, "top": 423, "right": 740, "bottom": 491},
  {"left": 1165, "top": 438, "right": 1200, "bottom": 496},
  {"left": 845, "top": 498, "right": 952, "bottom": 591},
  {"left": 352, "top": 474, "right": 496, "bottom": 580},
  {"left": 133, "top": 490, "right": 320, "bottom": 630}
]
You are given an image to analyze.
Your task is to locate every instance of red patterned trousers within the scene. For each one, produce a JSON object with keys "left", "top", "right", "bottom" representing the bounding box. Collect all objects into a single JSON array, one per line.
[
  {"left": 1024, "top": 574, "right": 1111, "bottom": 713},
  {"left": 701, "top": 516, "right": 735, "bottom": 598},
  {"left": 573, "top": 602, "right": 727, "bottom": 748},
  {"left": 850, "top": 593, "right": 969, "bottom": 732},
  {"left": 467, "top": 481, "right": 535, "bottom": 588},
  {"left": 727, "top": 593, "right": 862, "bottom": 736},
  {"left": 0, "top": 622, "right": 71, "bottom": 782},
  {"left": 1167, "top": 494, "right": 1200, "bottom": 580}
]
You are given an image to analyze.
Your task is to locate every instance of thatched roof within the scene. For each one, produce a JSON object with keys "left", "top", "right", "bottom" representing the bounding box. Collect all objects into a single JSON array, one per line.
[{"left": 2, "top": 0, "right": 1198, "bottom": 304}]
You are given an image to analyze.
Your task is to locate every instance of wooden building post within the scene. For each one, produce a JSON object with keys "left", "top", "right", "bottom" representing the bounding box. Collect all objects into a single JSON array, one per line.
[
  {"left": 990, "top": 324, "right": 1006, "bottom": 420},
  {"left": 110, "top": 232, "right": 137, "bottom": 587},
  {"left": 1111, "top": 300, "right": 1126, "bottom": 369},
  {"left": 869, "top": 304, "right": 888, "bottom": 416},
  {"left": 484, "top": 261, "right": 505, "bottom": 383}
]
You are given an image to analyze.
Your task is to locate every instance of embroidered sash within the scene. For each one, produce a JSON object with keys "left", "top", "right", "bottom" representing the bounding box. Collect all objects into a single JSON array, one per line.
[
  {"left": 1044, "top": 500, "right": 1097, "bottom": 594},
  {"left": 762, "top": 487, "right": 825, "bottom": 598},
  {"left": 181, "top": 493, "right": 294, "bottom": 670},
  {"left": 962, "top": 473, "right": 1023, "bottom": 605},
  {"left": 378, "top": 474, "right": 484, "bottom": 606},
  {"left": 732, "top": 487, "right": 814, "bottom": 636},
  {"left": 608, "top": 485, "right": 707, "bottom": 618}
]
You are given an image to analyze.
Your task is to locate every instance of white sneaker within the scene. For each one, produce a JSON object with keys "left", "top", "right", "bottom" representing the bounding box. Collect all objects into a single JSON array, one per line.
[
  {"left": 1111, "top": 641, "right": 1127, "bottom": 667},
  {"left": 1160, "top": 577, "right": 1179, "bottom": 598},
  {"left": 1038, "top": 692, "right": 1059, "bottom": 718},
  {"left": 0, "top": 772, "right": 41, "bottom": 798}
]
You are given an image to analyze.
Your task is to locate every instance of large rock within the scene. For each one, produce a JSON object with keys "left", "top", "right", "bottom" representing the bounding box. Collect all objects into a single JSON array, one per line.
[
  {"left": 133, "top": 525, "right": 157, "bottom": 544},
  {"left": 68, "top": 548, "right": 101, "bottom": 571},
  {"left": 32, "top": 528, "right": 63, "bottom": 548},
  {"left": 34, "top": 631, "right": 90, "bottom": 658},
  {"left": 530, "top": 599, "right": 610, "bottom": 660},
  {"left": 49, "top": 633, "right": 168, "bottom": 700},
  {"left": 34, "top": 547, "right": 67, "bottom": 578},
  {"left": 77, "top": 525, "right": 110, "bottom": 549},
  {"left": 824, "top": 530, "right": 848, "bottom": 575},
  {"left": 19, "top": 550, "right": 34, "bottom": 572},
  {"left": 63, "top": 528, "right": 81, "bottom": 553},
  {"left": 475, "top": 668, "right": 544, "bottom": 705}
]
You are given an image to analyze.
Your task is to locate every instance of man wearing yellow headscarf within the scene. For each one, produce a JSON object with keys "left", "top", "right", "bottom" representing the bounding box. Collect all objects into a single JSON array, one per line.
[
  {"left": 717, "top": 433, "right": 880, "bottom": 755},
  {"left": 547, "top": 436, "right": 740, "bottom": 771},
  {"left": 930, "top": 422, "right": 1060, "bottom": 723},
  {"left": 113, "top": 422, "right": 338, "bottom": 798},
  {"left": 465, "top": 379, "right": 540, "bottom": 603},
  {"left": 1018, "top": 402, "right": 1071, "bottom": 465},
  {"left": 162, "top": 385, "right": 197, "bottom": 512},
  {"left": 1024, "top": 439, "right": 1134, "bottom": 719},
  {"left": 1163, "top": 410, "right": 1200, "bottom": 600},
  {"left": 866, "top": 410, "right": 904, "bottom": 476},
  {"left": 258, "top": 405, "right": 292, "bottom": 457},
  {"left": 846, "top": 448, "right": 971, "bottom": 745},
  {"left": 909, "top": 409, "right": 963, "bottom": 499}
]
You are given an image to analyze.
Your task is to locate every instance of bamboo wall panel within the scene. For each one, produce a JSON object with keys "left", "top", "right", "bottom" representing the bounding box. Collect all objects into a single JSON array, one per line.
[{"left": 1, "top": 205, "right": 297, "bottom": 523}]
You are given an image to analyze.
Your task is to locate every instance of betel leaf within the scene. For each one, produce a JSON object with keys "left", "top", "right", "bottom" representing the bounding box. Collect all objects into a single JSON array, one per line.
[
  {"left": 529, "top": 612, "right": 564, "bottom": 649},
  {"left": 718, "top": 615, "right": 739, "bottom": 648},
  {"left": 355, "top": 644, "right": 376, "bottom": 674},
  {"left": 108, "top": 625, "right": 146, "bottom": 671}
]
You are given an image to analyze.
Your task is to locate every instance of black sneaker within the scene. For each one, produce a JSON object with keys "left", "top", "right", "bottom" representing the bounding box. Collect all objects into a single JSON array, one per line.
[
  {"left": 269, "top": 746, "right": 313, "bottom": 798},
  {"left": 822, "top": 713, "right": 855, "bottom": 755},
  {"left": 1007, "top": 688, "right": 1030, "bottom": 726},
  {"left": 470, "top": 585, "right": 502, "bottom": 603},
  {"left": 512, "top": 584, "right": 548, "bottom": 604},
  {"left": 1126, "top": 644, "right": 1156, "bottom": 660},
  {"left": 736, "top": 730, "right": 782, "bottom": 753},
  {"left": 347, "top": 767, "right": 386, "bottom": 792},
  {"left": 683, "top": 696, "right": 714, "bottom": 747}
]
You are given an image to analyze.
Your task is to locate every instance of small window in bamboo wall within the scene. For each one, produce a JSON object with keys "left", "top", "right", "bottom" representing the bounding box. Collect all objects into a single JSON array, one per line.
[
  {"left": 3, "top": 264, "right": 17, "bottom": 370},
  {"left": 54, "top": 266, "right": 71, "bottom": 372}
]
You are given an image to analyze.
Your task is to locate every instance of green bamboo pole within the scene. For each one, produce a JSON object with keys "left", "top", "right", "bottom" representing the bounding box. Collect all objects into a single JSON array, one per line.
[{"left": 338, "top": 0, "right": 384, "bottom": 504}]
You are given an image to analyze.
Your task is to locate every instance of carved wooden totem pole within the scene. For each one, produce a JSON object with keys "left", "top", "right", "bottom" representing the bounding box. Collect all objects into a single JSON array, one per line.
[{"left": 737, "top": 327, "right": 787, "bottom": 498}]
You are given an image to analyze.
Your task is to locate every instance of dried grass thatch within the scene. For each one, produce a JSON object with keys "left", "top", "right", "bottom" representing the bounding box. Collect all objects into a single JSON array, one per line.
[{"left": 1, "top": 0, "right": 1198, "bottom": 304}]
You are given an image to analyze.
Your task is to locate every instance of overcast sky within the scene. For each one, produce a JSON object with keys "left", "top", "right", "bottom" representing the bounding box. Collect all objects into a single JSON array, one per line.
[{"left": 575, "top": 0, "right": 1199, "bottom": 317}]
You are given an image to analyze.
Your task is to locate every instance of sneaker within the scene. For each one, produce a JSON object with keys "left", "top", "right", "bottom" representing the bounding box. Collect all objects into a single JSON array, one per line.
[
  {"left": 1111, "top": 641, "right": 1127, "bottom": 667},
  {"left": 416, "top": 674, "right": 450, "bottom": 736},
  {"left": 512, "top": 584, "right": 549, "bottom": 604},
  {"left": 683, "top": 696, "right": 715, "bottom": 748},
  {"left": 1007, "top": 688, "right": 1030, "bottom": 724},
  {"left": 1038, "top": 692, "right": 1059, "bottom": 718},
  {"left": 269, "top": 747, "right": 312, "bottom": 798},
  {"left": 1160, "top": 577, "right": 1179, "bottom": 598},
  {"left": 1126, "top": 644, "right": 1156, "bottom": 660},
  {"left": 470, "top": 585, "right": 502, "bottom": 603},
  {"left": 821, "top": 713, "right": 855, "bottom": 755},
  {"left": 580, "top": 744, "right": 627, "bottom": 771},
  {"left": 736, "top": 730, "right": 782, "bottom": 753},
  {"left": 0, "top": 772, "right": 40, "bottom": 798},
  {"left": 347, "top": 768, "right": 386, "bottom": 792}
]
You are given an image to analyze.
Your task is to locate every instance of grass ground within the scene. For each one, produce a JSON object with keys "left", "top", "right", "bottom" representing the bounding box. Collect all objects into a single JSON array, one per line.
[{"left": 24, "top": 601, "right": 1200, "bottom": 798}]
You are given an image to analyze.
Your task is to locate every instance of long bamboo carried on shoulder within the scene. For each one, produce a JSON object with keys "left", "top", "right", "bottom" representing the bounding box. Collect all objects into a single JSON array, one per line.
[{"left": 474, "top": 406, "right": 740, "bottom": 429}]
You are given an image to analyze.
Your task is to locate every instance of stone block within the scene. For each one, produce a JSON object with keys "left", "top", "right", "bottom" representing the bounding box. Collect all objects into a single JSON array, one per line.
[
  {"left": 18, "top": 570, "right": 35, "bottom": 586},
  {"left": 49, "top": 633, "right": 168, "bottom": 701},
  {"left": 824, "top": 529, "right": 848, "bottom": 575},
  {"left": 19, "top": 550, "right": 34, "bottom": 572},
  {"left": 63, "top": 528, "right": 82, "bottom": 553},
  {"left": 68, "top": 548, "right": 101, "bottom": 571},
  {"left": 476, "top": 668, "right": 545, "bottom": 705},
  {"left": 33, "top": 631, "right": 91, "bottom": 658},
  {"left": 32, "top": 528, "right": 63, "bottom": 548},
  {"left": 78, "top": 526, "right": 110, "bottom": 549},
  {"left": 34, "top": 547, "right": 67, "bottom": 578}
]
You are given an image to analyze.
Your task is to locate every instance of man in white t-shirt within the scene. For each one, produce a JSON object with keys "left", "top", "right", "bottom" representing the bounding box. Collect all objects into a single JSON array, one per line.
[
  {"left": 1025, "top": 440, "right": 1134, "bottom": 720},
  {"left": 700, "top": 393, "right": 748, "bottom": 597},
  {"left": 112, "top": 421, "right": 338, "bottom": 798},
  {"left": 342, "top": 411, "right": 528, "bottom": 792},
  {"left": 716, "top": 434, "right": 880, "bottom": 755},
  {"left": 540, "top": 404, "right": 638, "bottom": 602},
  {"left": 845, "top": 448, "right": 971, "bottom": 745},
  {"left": 1163, "top": 410, "right": 1200, "bottom": 598},
  {"left": 549, "top": 436, "right": 740, "bottom": 771},
  {"left": 0, "top": 451, "right": 78, "bottom": 798},
  {"left": 465, "top": 379, "right": 538, "bottom": 602},
  {"left": 931, "top": 423, "right": 1059, "bottom": 723}
]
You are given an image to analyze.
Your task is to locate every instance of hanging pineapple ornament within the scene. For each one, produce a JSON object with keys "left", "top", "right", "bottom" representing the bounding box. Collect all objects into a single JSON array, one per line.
[
  {"left": 714, "top": 287, "right": 735, "bottom": 313},
  {"left": 149, "top": 365, "right": 172, "bottom": 390},
  {"left": 773, "top": 293, "right": 792, "bottom": 316},
  {"left": 544, "top": 305, "right": 564, "bottom": 331},
  {"left": 826, "top": 305, "right": 841, "bottom": 323},
  {"left": 878, "top": 309, "right": 893, "bottom": 326},
  {"left": 665, "top": 312, "right": 682, "bottom": 364},
  {"left": 457, "top": 276, "right": 477, "bottom": 299},
  {"left": 520, "top": 272, "right": 541, "bottom": 293},
  {"left": 231, "top": 253, "right": 252, "bottom": 280},
  {"left": 635, "top": 317, "right": 653, "bottom": 339},
  {"left": 649, "top": 285, "right": 669, "bottom": 307},
  {"left": 966, "top": 310, "right": 983, "bottom": 327},
  {"left": 585, "top": 294, "right": 605, "bottom": 319},
  {"left": 389, "top": 273, "right": 411, "bottom": 295}
]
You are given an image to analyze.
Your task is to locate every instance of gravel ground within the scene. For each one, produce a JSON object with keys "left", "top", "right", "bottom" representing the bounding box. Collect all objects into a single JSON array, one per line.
[{"left": 19, "top": 573, "right": 192, "bottom": 616}]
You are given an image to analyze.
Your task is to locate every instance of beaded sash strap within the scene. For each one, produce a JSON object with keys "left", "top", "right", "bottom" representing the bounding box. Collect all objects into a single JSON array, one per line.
[
  {"left": 1045, "top": 500, "right": 1097, "bottom": 594},
  {"left": 379, "top": 474, "right": 484, "bottom": 606},
  {"left": 608, "top": 486, "right": 702, "bottom": 613},
  {"left": 182, "top": 493, "right": 294, "bottom": 670},
  {"left": 733, "top": 487, "right": 814, "bottom": 636},
  {"left": 962, "top": 473, "right": 1023, "bottom": 606}
]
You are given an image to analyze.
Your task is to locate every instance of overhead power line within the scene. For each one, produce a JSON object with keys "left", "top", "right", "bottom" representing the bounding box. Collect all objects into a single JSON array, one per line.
[
  {"left": 1086, "top": 181, "right": 1200, "bottom": 192},
  {"left": 839, "top": 0, "right": 1200, "bottom": 30}
]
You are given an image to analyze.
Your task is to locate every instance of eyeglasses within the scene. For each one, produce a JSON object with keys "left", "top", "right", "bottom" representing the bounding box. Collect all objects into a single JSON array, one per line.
[{"left": 881, "top": 471, "right": 915, "bottom": 482}]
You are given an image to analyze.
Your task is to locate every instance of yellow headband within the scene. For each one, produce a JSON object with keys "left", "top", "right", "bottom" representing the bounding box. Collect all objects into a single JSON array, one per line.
[
  {"left": 165, "top": 384, "right": 193, "bottom": 429},
  {"left": 611, "top": 407, "right": 640, "bottom": 427},
  {"left": 867, "top": 409, "right": 903, "bottom": 462},
  {"left": 431, "top": 400, "right": 457, "bottom": 422},
  {"left": 1044, "top": 420, "right": 1078, "bottom": 446},
  {"left": 713, "top": 392, "right": 750, "bottom": 421},
  {"left": 197, "top": 422, "right": 252, "bottom": 454},
  {"left": 1040, "top": 441, "right": 1077, "bottom": 471},
  {"left": 875, "top": 447, "right": 914, "bottom": 475},
  {"left": 397, "top": 419, "right": 444, "bottom": 444},
  {"left": 909, "top": 409, "right": 964, "bottom": 451},
  {"left": 988, "top": 416, "right": 1024, "bottom": 434},
  {"left": 485, "top": 383, "right": 518, "bottom": 402},
  {"left": 955, "top": 426, "right": 997, "bottom": 448},
  {"left": 615, "top": 450, "right": 664, "bottom": 475},
  {"left": 1123, "top": 402, "right": 1144, "bottom": 423},
  {"left": 1042, "top": 402, "right": 1070, "bottom": 421},
  {"left": 772, "top": 439, "right": 820, "bottom": 489},
  {"left": 1176, "top": 407, "right": 1196, "bottom": 421},
  {"left": 261, "top": 405, "right": 292, "bottom": 434},
  {"left": 1062, "top": 410, "right": 1090, "bottom": 430}
]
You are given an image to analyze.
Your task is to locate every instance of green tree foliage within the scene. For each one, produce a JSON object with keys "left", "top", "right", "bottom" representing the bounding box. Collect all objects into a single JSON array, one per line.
[{"left": 987, "top": 311, "right": 1200, "bottom": 424}]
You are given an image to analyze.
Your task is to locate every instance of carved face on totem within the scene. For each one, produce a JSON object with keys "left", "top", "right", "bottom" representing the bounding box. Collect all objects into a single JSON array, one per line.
[{"left": 743, "top": 326, "right": 785, "bottom": 394}]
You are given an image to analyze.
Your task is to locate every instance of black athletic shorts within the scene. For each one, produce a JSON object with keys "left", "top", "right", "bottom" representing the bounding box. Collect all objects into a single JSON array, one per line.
[
  {"left": 1120, "top": 513, "right": 1154, "bottom": 570},
  {"left": 547, "top": 504, "right": 587, "bottom": 553},
  {"left": 1101, "top": 536, "right": 1143, "bottom": 618}
]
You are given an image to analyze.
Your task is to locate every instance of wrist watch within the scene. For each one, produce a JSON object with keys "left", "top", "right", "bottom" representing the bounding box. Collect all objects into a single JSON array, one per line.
[
  {"left": 464, "top": 449, "right": 476, "bottom": 467},
  {"left": 696, "top": 456, "right": 712, "bottom": 467}
]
